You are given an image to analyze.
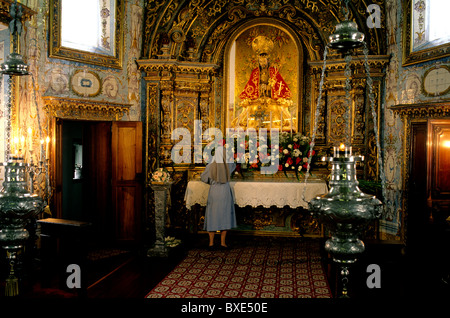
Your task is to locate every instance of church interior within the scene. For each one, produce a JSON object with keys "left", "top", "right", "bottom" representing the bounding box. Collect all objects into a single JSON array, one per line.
[{"left": 0, "top": 0, "right": 449, "bottom": 305}]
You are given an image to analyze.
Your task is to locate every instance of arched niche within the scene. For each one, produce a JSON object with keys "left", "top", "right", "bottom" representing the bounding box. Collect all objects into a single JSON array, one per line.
[{"left": 222, "top": 18, "right": 304, "bottom": 134}]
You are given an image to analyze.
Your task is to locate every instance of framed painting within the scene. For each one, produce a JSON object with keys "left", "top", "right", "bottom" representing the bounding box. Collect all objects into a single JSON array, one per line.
[
  {"left": 402, "top": 0, "right": 450, "bottom": 66},
  {"left": 225, "top": 21, "right": 302, "bottom": 133}
]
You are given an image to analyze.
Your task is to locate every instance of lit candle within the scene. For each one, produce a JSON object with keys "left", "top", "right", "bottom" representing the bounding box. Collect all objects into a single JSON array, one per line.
[
  {"left": 336, "top": 143, "right": 352, "bottom": 157},
  {"left": 45, "top": 136, "right": 50, "bottom": 159}
]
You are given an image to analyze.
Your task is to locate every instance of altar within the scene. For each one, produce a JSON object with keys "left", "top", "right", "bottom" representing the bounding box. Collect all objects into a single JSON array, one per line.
[{"left": 184, "top": 178, "right": 328, "bottom": 236}]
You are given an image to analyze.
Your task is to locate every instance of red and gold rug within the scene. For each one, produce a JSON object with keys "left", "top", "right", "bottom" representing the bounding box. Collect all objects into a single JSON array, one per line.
[{"left": 146, "top": 238, "right": 332, "bottom": 298}]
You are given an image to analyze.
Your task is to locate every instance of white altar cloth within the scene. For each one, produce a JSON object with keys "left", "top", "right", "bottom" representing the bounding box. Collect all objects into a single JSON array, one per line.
[{"left": 184, "top": 179, "right": 328, "bottom": 210}]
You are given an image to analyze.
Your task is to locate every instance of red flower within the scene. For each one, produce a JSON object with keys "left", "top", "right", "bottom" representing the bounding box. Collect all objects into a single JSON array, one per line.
[
  {"left": 296, "top": 157, "right": 301, "bottom": 165},
  {"left": 286, "top": 157, "right": 293, "bottom": 165},
  {"left": 278, "top": 164, "right": 283, "bottom": 171}
]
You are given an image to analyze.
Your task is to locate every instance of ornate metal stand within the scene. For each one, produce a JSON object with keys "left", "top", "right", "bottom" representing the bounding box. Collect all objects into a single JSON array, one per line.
[
  {"left": 0, "top": 159, "right": 45, "bottom": 296},
  {"left": 0, "top": 1, "right": 47, "bottom": 296},
  {"left": 309, "top": 154, "right": 382, "bottom": 297}
]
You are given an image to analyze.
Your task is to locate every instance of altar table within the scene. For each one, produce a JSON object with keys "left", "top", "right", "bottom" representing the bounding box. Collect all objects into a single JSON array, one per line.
[{"left": 184, "top": 179, "right": 328, "bottom": 210}]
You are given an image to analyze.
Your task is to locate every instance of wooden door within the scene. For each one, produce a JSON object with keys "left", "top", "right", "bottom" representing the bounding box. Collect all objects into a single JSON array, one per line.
[
  {"left": 407, "top": 121, "right": 428, "bottom": 244},
  {"left": 427, "top": 120, "right": 450, "bottom": 224},
  {"left": 83, "top": 122, "right": 113, "bottom": 241},
  {"left": 111, "top": 121, "right": 143, "bottom": 243}
]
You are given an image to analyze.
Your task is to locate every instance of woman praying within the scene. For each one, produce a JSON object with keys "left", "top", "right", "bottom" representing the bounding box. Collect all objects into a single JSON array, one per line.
[{"left": 200, "top": 144, "right": 236, "bottom": 250}]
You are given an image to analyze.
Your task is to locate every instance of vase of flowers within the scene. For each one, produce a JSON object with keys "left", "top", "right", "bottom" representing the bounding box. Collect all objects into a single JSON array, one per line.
[
  {"left": 151, "top": 168, "right": 172, "bottom": 183},
  {"left": 278, "top": 132, "right": 317, "bottom": 179}
]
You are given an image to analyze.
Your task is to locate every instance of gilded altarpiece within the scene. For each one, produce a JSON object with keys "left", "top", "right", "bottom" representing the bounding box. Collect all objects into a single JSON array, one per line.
[{"left": 139, "top": 0, "right": 388, "bottom": 238}]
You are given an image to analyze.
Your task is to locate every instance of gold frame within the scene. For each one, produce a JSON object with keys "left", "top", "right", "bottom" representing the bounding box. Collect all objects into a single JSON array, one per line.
[
  {"left": 402, "top": 0, "right": 450, "bottom": 66},
  {"left": 421, "top": 65, "right": 450, "bottom": 97},
  {"left": 223, "top": 18, "right": 303, "bottom": 133},
  {"left": 48, "top": 0, "right": 124, "bottom": 69},
  {"left": 70, "top": 69, "right": 102, "bottom": 97}
]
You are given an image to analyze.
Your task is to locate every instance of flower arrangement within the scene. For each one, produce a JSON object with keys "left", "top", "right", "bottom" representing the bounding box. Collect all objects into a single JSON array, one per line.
[
  {"left": 233, "top": 133, "right": 275, "bottom": 172},
  {"left": 231, "top": 132, "right": 317, "bottom": 178},
  {"left": 278, "top": 132, "right": 316, "bottom": 175},
  {"left": 151, "top": 168, "right": 172, "bottom": 183},
  {"left": 199, "top": 132, "right": 318, "bottom": 179}
]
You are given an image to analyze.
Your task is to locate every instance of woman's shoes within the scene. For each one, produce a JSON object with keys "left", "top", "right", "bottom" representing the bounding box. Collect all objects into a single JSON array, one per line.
[{"left": 207, "top": 244, "right": 230, "bottom": 251}]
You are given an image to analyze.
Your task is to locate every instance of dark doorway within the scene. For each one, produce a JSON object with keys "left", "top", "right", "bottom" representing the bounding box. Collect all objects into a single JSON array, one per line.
[{"left": 58, "top": 119, "right": 143, "bottom": 247}]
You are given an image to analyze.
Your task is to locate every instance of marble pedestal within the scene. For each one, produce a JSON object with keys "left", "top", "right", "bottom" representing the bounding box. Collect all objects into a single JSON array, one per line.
[{"left": 147, "top": 181, "right": 173, "bottom": 257}]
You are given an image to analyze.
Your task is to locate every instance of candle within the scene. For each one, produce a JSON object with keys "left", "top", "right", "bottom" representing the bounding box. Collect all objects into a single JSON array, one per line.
[
  {"left": 335, "top": 143, "right": 352, "bottom": 157},
  {"left": 45, "top": 136, "right": 50, "bottom": 159},
  {"left": 40, "top": 139, "right": 44, "bottom": 162}
]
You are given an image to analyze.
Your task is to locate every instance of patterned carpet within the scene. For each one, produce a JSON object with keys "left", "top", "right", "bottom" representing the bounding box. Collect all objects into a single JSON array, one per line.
[{"left": 146, "top": 237, "right": 332, "bottom": 298}]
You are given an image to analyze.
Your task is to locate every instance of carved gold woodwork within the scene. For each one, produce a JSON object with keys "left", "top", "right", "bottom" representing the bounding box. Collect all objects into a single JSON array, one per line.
[
  {"left": 42, "top": 96, "right": 131, "bottom": 121},
  {"left": 140, "top": 1, "right": 388, "bottom": 236},
  {"left": 308, "top": 54, "right": 389, "bottom": 180},
  {"left": 137, "top": 59, "right": 218, "bottom": 168},
  {"left": 143, "top": 0, "right": 386, "bottom": 64},
  {"left": 0, "top": 0, "right": 35, "bottom": 24}
]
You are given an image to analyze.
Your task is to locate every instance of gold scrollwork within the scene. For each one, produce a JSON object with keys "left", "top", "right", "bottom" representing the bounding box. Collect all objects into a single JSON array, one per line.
[{"left": 42, "top": 96, "right": 130, "bottom": 121}]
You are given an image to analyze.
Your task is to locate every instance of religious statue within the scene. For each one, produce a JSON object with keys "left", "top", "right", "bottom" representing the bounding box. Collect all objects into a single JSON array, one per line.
[{"left": 232, "top": 35, "right": 294, "bottom": 131}]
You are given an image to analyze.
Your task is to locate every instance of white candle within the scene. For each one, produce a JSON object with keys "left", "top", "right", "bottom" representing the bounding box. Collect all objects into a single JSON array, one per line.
[{"left": 45, "top": 136, "right": 50, "bottom": 159}]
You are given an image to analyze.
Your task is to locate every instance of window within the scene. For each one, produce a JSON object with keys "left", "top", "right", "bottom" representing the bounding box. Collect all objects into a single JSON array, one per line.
[
  {"left": 403, "top": 0, "right": 450, "bottom": 65},
  {"left": 61, "top": 0, "right": 115, "bottom": 56},
  {"left": 49, "top": 0, "right": 124, "bottom": 69},
  {"left": 412, "top": 0, "right": 450, "bottom": 52}
]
